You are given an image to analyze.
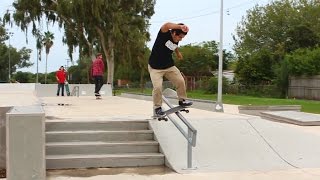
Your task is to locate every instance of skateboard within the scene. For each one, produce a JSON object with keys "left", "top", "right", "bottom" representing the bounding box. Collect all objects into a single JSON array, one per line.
[
  {"left": 154, "top": 105, "right": 190, "bottom": 121},
  {"left": 65, "top": 82, "right": 71, "bottom": 96},
  {"left": 96, "top": 94, "right": 102, "bottom": 100}
]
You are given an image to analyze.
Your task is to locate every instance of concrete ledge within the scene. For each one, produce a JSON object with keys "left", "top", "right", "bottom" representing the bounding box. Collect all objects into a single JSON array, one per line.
[
  {"left": 0, "top": 83, "right": 35, "bottom": 91},
  {"left": 6, "top": 106, "right": 45, "bottom": 180},
  {"left": 261, "top": 111, "right": 320, "bottom": 126},
  {"left": 0, "top": 83, "right": 113, "bottom": 97},
  {"left": 0, "top": 106, "right": 12, "bottom": 169},
  {"left": 36, "top": 84, "right": 112, "bottom": 97},
  {"left": 238, "top": 105, "right": 301, "bottom": 116}
]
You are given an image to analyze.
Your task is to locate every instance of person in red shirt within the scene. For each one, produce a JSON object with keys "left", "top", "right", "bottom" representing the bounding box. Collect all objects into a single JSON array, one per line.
[
  {"left": 56, "top": 66, "right": 67, "bottom": 96},
  {"left": 91, "top": 53, "right": 105, "bottom": 99}
]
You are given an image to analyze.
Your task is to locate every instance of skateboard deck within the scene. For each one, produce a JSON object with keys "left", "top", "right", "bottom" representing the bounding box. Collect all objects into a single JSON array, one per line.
[
  {"left": 96, "top": 95, "right": 102, "bottom": 100},
  {"left": 153, "top": 105, "right": 190, "bottom": 121},
  {"left": 65, "top": 83, "right": 70, "bottom": 96}
]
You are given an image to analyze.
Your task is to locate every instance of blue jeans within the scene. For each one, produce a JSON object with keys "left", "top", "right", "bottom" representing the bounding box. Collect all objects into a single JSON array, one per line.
[{"left": 57, "top": 83, "right": 65, "bottom": 96}]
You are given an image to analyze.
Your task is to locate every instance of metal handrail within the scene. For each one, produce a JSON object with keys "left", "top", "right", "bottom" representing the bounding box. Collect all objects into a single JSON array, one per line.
[
  {"left": 162, "top": 95, "right": 197, "bottom": 169},
  {"left": 71, "top": 86, "right": 79, "bottom": 97}
]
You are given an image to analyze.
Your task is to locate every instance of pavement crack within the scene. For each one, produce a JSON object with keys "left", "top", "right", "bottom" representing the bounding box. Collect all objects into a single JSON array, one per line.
[{"left": 246, "top": 118, "right": 299, "bottom": 169}]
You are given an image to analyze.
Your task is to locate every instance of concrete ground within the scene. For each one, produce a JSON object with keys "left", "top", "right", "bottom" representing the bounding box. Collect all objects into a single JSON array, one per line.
[{"left": 1, "top": 90, "right": 320, "bottom": 180}]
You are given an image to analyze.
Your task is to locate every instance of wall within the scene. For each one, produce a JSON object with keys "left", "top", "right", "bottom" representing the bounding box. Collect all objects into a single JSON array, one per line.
[
  {"left": 35, "top": 83, "right": 112, "bottom": 97},
  {"left": 288, "top": 75, "right": 320, "bottom": 100}
]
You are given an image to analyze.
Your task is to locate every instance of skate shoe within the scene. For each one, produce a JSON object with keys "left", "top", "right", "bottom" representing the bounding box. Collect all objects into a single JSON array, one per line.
[
  {"left": 179, "top": 99, "right": 193, "bottom": 107},
  {"left": 155, "top": 107, "right": 165, "bottom": 116}
]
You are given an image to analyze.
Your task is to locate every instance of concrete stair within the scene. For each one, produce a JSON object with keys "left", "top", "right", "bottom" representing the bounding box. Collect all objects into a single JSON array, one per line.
[{"left": 45, "top": 120, "right": 164, "bottom": 169}]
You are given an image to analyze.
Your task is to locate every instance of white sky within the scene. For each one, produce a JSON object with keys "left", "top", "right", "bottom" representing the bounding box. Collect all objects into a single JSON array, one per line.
[{"left": 1, "top": 0, "right": 269, "bottom": 74}]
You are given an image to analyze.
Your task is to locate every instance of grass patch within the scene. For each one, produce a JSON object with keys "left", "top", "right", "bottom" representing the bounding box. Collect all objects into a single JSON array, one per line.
[{"left": 118, "top": 88, "right": 320, "bottom": 114}]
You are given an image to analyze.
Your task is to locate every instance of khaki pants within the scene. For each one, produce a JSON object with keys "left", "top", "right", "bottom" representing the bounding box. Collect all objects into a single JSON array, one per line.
[{"left": 148, "top": 65, "right": 187, "bottom": 108}]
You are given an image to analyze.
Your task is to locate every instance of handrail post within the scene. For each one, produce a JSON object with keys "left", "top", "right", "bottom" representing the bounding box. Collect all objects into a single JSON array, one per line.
[
  {"left": 71, "top": 86, "right": 80, "bottom": 97},
  {"left": 160, "top": 92, "right": 197, "bottom": 170},
  {"left": 76, "top": 86, "right": 79, "bottom": 97},
  {"left": 187, "top": 128, "right": 192, "bottom": 168}
]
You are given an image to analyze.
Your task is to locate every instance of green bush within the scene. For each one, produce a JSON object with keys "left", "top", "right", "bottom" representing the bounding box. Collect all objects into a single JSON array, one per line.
[
  {"left": 205, "top": 77, "right": 229, "bottom": 94},
  {"left": 285, "top": 47, "right": 320, "bottom": 76}
]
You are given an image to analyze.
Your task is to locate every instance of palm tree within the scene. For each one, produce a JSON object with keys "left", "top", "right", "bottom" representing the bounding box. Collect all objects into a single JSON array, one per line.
[{"left": 42, "top": 31, "right": 54, "bottom": 84}]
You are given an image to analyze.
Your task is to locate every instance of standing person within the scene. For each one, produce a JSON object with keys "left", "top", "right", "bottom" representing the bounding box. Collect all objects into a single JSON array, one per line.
[
  {"left": 148, "top": 22, "right": 193, "bottom": 116},
  {"left": 56, "top": 66, "right": 67, "bottom": 96},
  {"left": 91, "top": 53, "right": 105, "bottom": 99}
]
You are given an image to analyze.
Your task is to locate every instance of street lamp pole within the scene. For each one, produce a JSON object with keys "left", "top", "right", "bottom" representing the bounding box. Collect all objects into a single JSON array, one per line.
[
  {"left": 8, "top": 32, "right": 13, "bottom": 82},
  {"left": 214, "top": 0, "right": 224, "bottom": 112}
]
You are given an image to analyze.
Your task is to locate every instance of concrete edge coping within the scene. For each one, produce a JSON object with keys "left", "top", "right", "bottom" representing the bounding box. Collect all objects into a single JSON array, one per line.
[
  {"left": 7, "top": 105, "right": 45, "bottom": 116},
  {"left": 121, "top": 92, "right": 216, "bottom": 104},
  {"left": 123, "top": 93, "right": 302, "bottom": 110},
  {"left": 238, "top": 105, "right": 301, "bottom": 110},
  {"left": 260, "top": 111, "right": 320, "bottom": 126}
]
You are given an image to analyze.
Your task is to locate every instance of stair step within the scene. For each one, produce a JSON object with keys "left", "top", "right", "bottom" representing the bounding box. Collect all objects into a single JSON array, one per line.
[
  {"left": 46, "top": 141, "right": 159, "bottom": 155},
  {"left": 46, "top": 130, "right": 154, "bottom": 142},
  {"left": 46, "top": 120, "right": 149, "bottom": 131},
  {"left": 44, "top": 119, "right": 165, "bottom": 169},
  {"left": 46, "top": 153, "right": 165, "bottom": 169}
]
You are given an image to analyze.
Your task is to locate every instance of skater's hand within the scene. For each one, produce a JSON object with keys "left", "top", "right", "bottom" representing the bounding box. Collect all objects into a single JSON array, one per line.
[
  {"left": 181, "top": 25, "right": 189, "bottom": 33},
  {"left": 176, "top": 51, "right": 183, "bottom": 60}
]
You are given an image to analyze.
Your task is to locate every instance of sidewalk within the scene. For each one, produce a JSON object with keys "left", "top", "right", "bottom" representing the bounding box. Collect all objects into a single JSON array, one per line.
[
  {"left": 47, "top": 168, "right": 320, "bottom": 180},
  {"left": 1, "top": 91, "right": 320, "bottom": 179}
]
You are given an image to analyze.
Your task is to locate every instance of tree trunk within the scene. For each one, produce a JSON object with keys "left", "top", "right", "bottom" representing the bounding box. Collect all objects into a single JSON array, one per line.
[
  {"left": 101, "top": 37, "right": 115, "bottom": 86},
  {"left": 45, "top": 53, "right": 48, "bottom": 84},
  {"left": 140, "top": 69, "right": 145, "bottom": 93},
  {"left": 87, "top": 60, "right": 90, "bottom": 84},
  {"left": 96, "top": 27, "right": 115, "bottom": 86},
  {"left": 107, "top": 48, "right": 114, "bottom": 85}
]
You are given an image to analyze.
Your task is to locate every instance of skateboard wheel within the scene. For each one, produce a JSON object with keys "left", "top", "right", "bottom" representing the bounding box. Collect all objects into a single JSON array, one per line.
[
  {"left": 158, "top": 117, "right": 168, "bottom": 121},
  {"left": 186, "top": 110, "right": 189, "bottom": 113}
]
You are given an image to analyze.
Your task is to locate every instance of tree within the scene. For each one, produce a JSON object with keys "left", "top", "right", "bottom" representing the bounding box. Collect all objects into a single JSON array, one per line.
[
  {"left": 42, "top": 31, "right": 54, "bottom": 84},
  {"left": 176, "top": 43, "right": 215, "bottom": 77},
  {"left": 235, "top": 48, "right": 276, "bottom": 85},
  {"left": 285, "top": 24, "right": 319, "bottom": 52},
  {"left": 67, "top": 56, "right": 92, "bottom": 84},
  {"left": 233, "top": 0, "right": 320, "bottom": 86},
  {"left": 0, "top": 24, "right": 32, "bottom": 81},
  {"left": 13, "top": 71, "right": 35, "bottom": 83},
  {"left": 285, "top": 47, "right": 320, "bottom": 76},
  {"left": 114, "top": 28, "right": 151, "bottom": 90},
  {"left": 4, "top": 0, "right": 155, "bottom": 85},
  {"left": 175, "top": 41, "right": 233, "bottom": 77}
]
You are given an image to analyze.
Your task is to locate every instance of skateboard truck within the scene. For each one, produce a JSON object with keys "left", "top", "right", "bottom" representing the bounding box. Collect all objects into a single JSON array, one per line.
[
  {"left": 180, "top": 109, "right": 189, "bottom": 113},
  {"left": 154, "top": 105, "right": 190, "bottom": 122}
]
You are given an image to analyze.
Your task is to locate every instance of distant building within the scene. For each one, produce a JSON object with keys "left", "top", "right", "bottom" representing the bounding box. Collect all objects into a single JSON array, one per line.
[{"left": 211, "top": 70, "right": 235, "bottom": 82}]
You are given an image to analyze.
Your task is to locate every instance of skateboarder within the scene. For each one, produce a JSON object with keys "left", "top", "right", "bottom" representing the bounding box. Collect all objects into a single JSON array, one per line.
[
  {"left": 91, "top": 53, "right": 105, "bottom": 99},
  {"left": 56, "top": 66, "right": 67, "bottom": 96},
  {"left": 148, "top": 22, "right": 193, "bottom": 116}
]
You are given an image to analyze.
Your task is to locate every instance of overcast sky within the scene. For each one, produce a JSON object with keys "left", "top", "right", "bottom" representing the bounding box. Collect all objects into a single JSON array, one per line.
[{"left": 1, "top": 0, "right": 269, "bottom": 74}]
